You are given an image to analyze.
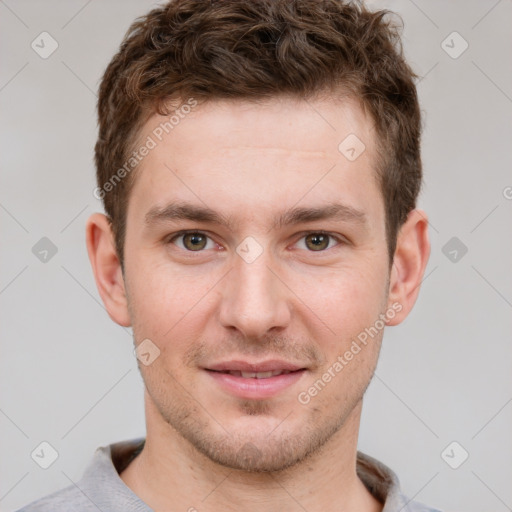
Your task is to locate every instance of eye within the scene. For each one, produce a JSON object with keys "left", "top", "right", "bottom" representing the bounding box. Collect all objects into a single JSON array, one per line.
[
  {"left": 295, "top": 232, "right": 343, "bottom": 252},
  {"left": 169, "top": 231, "right": 216, "bottom": 252},
  {"left": 167, "top": 230, "right": 344, "bottom": 254}
]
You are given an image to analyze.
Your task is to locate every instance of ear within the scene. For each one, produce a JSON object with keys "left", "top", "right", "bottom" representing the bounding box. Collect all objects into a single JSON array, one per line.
[
  {"left": 85, "top": 213, "right": 131, "bottom": 327},
  {"left": 386, "top": 209, "right": 430, "bottom": 326}
]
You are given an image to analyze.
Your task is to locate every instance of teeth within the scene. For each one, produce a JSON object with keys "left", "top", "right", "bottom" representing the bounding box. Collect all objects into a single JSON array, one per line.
[
  {"left": 241, "top": 371, "right": 264, "bottom": 378},
  {"left": 227, "top": 370, "right": 292, "bottom": 379}
]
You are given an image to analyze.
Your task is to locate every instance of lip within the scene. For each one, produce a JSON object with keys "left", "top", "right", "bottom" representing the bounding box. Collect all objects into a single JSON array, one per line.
[
  {"left": 206, "top": 360, "right": 305, "bottom": 373},
  {"left": 204, "top": 360, "right": 307, "bottom": 400}
]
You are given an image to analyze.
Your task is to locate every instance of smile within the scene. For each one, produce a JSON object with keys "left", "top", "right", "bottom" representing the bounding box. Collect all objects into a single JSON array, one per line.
[
  {"left": 204, "top": 364, "right": 307, "bottom": 399},
  {"left": 215, "top": 369, "right": 294, "bottom": 379}
]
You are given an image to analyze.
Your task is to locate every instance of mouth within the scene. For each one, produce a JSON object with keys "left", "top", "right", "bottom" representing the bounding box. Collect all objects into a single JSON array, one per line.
[
  {"left": 210, "top": 369, "right": 298, "bottom": 379},
  {"left": 203, "top": 360, "right": 308, "bottom": 399}
]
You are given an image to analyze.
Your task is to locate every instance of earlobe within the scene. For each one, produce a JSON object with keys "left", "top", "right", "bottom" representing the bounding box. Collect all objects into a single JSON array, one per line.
[
  {"left": 386, "top": 209, "right": 431, "bottom": 326},
  {"left": 85, "top": 213, "right": 131, "bottom": 327}
]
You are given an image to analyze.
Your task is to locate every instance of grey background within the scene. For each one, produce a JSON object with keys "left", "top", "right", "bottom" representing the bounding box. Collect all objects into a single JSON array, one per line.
[{"left": 1, "top": 1, "right": 511, "bottom": 511}]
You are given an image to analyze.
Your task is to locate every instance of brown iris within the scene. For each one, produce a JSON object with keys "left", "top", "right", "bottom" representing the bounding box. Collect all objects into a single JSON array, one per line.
[
  {"left": 183, "top": 233, "right": 208, "bottom": 251},
  {"left": 305, "top": 233, "right": 330, "bottom": 251}
]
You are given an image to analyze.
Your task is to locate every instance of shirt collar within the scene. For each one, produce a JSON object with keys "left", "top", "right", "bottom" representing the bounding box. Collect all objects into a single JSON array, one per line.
[{"left": 80, "top": 438, "right": 427, "bottom": 512}]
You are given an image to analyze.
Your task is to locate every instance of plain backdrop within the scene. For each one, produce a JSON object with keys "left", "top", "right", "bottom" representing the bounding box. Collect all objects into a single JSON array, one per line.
[{"left": 1, "top": 1, "right": 511, "bottom": 511}]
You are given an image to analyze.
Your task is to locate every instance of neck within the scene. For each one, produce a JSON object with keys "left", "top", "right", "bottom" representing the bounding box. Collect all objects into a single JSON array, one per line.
[{"left": 120, "top": 396, "right": 382, "bottom": 512}]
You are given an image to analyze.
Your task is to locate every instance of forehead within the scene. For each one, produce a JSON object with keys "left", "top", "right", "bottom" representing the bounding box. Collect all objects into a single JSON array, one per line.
[
  {"left": 145, "top": 95, "right": 375, "bottom": 156},
  {"left": 126, "top": 95, "right": 383, "bottom": 231}
]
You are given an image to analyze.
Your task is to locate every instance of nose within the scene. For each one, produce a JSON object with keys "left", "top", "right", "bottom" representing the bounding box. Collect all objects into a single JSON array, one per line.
[{"left": 218, "top": 249, "right": 291, "bottom": 340}]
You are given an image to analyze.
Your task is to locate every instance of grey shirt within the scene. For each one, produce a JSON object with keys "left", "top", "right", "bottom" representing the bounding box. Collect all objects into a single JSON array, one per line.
[{"left": 17, "top": 438, "right": 442, "bottom": 512}]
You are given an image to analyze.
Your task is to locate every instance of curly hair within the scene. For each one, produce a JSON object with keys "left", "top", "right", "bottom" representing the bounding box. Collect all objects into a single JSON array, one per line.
[{"left": 95, "top": 0, "right": 422, "bottom": 268}]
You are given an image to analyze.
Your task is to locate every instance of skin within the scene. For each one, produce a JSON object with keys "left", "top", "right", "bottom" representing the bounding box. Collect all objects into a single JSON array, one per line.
[{"left": 86, "top": 95, "right": 430, "bottom": 512}]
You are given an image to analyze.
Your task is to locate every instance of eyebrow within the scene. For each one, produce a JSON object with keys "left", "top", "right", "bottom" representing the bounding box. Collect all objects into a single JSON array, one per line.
[{"left": 144, "top": 201, "right": 367, "bottom": 231}]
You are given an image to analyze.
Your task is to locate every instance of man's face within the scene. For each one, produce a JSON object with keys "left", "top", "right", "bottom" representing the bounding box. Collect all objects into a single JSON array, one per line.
[{"left": 123, "top": 96, "right": 392, "bottom": 472}]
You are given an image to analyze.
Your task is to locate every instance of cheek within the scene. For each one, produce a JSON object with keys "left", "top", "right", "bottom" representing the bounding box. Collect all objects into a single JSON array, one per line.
[
  {"left": 290, "top": 262, "right": 387, "bottom": 335},
  {"left": 126, "top": 259, "right": 210, "bottom": 339}
]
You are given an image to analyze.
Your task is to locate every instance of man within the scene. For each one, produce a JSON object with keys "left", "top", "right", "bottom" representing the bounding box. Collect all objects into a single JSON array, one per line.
[{"left": 18, "top": 0, "right": 439, "bottom": 510}]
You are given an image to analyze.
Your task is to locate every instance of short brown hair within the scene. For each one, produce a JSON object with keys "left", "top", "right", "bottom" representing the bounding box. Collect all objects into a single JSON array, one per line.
[{"left": 95, "top": 0, "right": 422, "bottom": 269}]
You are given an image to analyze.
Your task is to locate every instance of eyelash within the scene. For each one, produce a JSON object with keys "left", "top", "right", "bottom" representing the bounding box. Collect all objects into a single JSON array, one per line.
[{"left": 167, "top": 230, "right": 345, "bottom": 253}]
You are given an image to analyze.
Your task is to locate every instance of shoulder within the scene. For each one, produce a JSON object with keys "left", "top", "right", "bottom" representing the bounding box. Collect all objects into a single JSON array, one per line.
[
  {"left": 15, "top": 438, "right": 147, "bottom": 512},
  {"left": 15, "top": 484, "right": 98, "bottom": 512},
  {"left": 356, "top": 451, "right": 443, "bottom": 512},
  {"left": 394, "top": 496, "right": 443, "bottom": 512},
  {"left": 386, "top": 485, "right": 443, "bottom": 512}
]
